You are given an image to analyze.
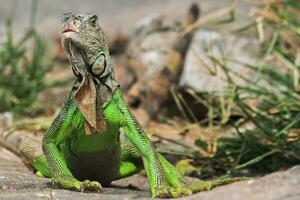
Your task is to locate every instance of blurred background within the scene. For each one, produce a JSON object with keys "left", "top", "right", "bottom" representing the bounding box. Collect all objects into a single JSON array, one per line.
[
  {"left": 0, "top": 0, "right": 300, "bottom": 198},
  {"left": 0, "top": 0, "right": 250, "bottom": 38}
]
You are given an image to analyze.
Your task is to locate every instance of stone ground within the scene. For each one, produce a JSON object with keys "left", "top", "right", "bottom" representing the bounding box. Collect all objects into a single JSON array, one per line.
[{"left": 1, "top": 147, "right": 300, "bottom": 200}]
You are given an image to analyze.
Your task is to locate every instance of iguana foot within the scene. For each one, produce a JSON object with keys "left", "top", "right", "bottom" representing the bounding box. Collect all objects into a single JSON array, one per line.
[
  {"left": 169, "top": 187, "right": 192, "bottom": 198},
  {"left": 154, "top": 177, "right": 246, "bottom": 198},
  {"left": 51, "top": 177, "right": 102, "bottom": 192},
  {"left": 154, "top": 186, "right": 192, "bottom": 198},
  {"left": 187, "top": 177, "right": 247, "bottom": 193},
  {"left": 81, "top": 180, "right": 102, "bottom": 192}
]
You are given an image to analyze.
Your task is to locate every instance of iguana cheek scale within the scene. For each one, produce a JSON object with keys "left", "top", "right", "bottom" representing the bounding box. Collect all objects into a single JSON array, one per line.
[{"left": 19, "top": 13, "right": 240, "bottom": 198}]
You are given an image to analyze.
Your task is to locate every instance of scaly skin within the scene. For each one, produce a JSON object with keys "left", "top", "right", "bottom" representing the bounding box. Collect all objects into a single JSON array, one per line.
[{"left": 19, "top": 13, "right": 241, "bottom": 198}]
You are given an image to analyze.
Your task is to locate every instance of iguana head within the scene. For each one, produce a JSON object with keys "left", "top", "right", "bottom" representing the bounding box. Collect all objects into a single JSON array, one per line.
[
  {"left": 60, "top": 13, "right": 110, "bottom": 135},
  {"left": 61, "top": 13, "right": 108, "bottom": 74}
]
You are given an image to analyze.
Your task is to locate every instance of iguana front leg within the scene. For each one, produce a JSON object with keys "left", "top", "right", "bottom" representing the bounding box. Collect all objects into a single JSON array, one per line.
[
  {"left": 115, "top": 90, "right": 189, "bottom": 198},
  {"left": 42, "top": 96, "right": 101, "bottom": 191}
]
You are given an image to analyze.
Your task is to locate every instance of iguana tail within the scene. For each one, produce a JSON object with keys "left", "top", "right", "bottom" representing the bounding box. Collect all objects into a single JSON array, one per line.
[
  {"left": 18, "top": 137, "right": 43, "bottom": 162},
  {"left": 19, "top": 137, "right": 50, "bottom": 177},
  {"left": 186, "top": 177, "right": 248, "bottom": 193}
]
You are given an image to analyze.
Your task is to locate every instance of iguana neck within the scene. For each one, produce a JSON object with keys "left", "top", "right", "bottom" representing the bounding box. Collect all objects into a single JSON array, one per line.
[{"left": 70, "top": 51, "right": 120, "bottom": 106}]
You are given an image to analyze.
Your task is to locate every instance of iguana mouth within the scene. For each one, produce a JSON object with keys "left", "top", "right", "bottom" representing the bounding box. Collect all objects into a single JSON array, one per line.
[{"left": 62, "top": 28, "right": 77, "bottom": 33}]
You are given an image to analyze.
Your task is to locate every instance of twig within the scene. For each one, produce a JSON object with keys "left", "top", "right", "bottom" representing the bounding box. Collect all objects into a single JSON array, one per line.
[
  {"left": 181, "top": 0, "right": 238, "bottom": 37},
  {"left": 151, "top": 132, "right": 192, "bottom": 150},
  {"left": 170, "top": 87, "right": 189, "bottom": 122}
]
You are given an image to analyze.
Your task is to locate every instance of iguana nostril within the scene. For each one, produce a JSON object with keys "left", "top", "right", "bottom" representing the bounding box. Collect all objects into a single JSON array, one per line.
[{"left": 70, "top": 20, "right": 77, "bottom": 27}]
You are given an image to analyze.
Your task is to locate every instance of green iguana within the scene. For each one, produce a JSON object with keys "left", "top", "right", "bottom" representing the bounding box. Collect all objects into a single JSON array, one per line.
[{"left": 19, "top": 13, "right": 239, "bottom": 198}]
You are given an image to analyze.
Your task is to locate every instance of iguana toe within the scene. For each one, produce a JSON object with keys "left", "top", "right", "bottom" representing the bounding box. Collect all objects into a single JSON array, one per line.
[
  {"left": 155, "top": 185, "right": 192, "bottom": 198},
  {"left": 81, "top": 180, "right": 102, "bottom": 192},
  {"left": 155, "top": 186, "right": 171, "bottom": 198},
  {"left": 169, "top": 187, "right": 192, "bottom": 198}
]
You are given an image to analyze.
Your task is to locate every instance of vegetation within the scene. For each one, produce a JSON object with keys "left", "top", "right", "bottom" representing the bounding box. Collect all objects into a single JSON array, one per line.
[
  {"left": 190, "top": 0, "right": 300, "bottom": 176},
  {"left": 0, "top": 0, "right": 53, "bottom": 114}
]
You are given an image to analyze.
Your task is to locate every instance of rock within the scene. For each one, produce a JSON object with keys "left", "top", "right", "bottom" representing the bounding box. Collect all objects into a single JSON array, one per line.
[
  {"left": 180, "top": 29, "right": 261, "bottom": 92},
  {"left": 109, "top": 33, "right": 129, "bottom": 55},
  {"left": 131, "top": 107, "right": 150, "bottom": 127},
  {"left": 112, "top": 55, "right": 136, "bottom": 92},
  {"left": 0, "top": 147, "right": 150, "bottom": 200},
  {"left": 126, "top": 3, "right": 200, "bottom": 119},
  {"left": 0, "top": 112, "right": 13, "bottom": 132},
  {"left": 1, "top": 146, "right": 300, "bottom": 199},
  {"left": 181, "top": 166, "right": 300, "bottom": 200}
]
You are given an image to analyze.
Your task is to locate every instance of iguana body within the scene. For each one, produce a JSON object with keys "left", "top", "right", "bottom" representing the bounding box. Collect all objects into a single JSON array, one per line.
[{"left": 20, "top": 13, "right": 238, "bottom": 198}]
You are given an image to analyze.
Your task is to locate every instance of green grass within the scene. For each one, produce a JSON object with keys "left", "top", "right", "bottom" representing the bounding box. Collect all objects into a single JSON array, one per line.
[
  {"left": 193, "top": 0, "right": 300, "bottom": 175},
  {"left": 0, "top": 0, "right": 53, "bottom": 114}
]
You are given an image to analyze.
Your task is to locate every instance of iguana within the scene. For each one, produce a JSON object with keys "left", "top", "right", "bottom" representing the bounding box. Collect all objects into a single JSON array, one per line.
[{"left": 19, "top": 13, "right": 239, "bottom": 198}]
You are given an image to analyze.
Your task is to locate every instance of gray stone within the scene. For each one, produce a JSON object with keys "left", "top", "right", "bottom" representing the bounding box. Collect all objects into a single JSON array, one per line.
[
  {"left": 1, "top": 146, "right": 300, "bottom": 200},
  {"left": 181, "top": 166, "right": 300, "bottom": 200},
  {"left": 180, "top": 29, "right": 261, "bottom": 92},
  {"left": 0, "top": 147, "right": 150, "bottom": 200},
  {"left": 125, "top": 7, "right": 200, "bottom": 117}
]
